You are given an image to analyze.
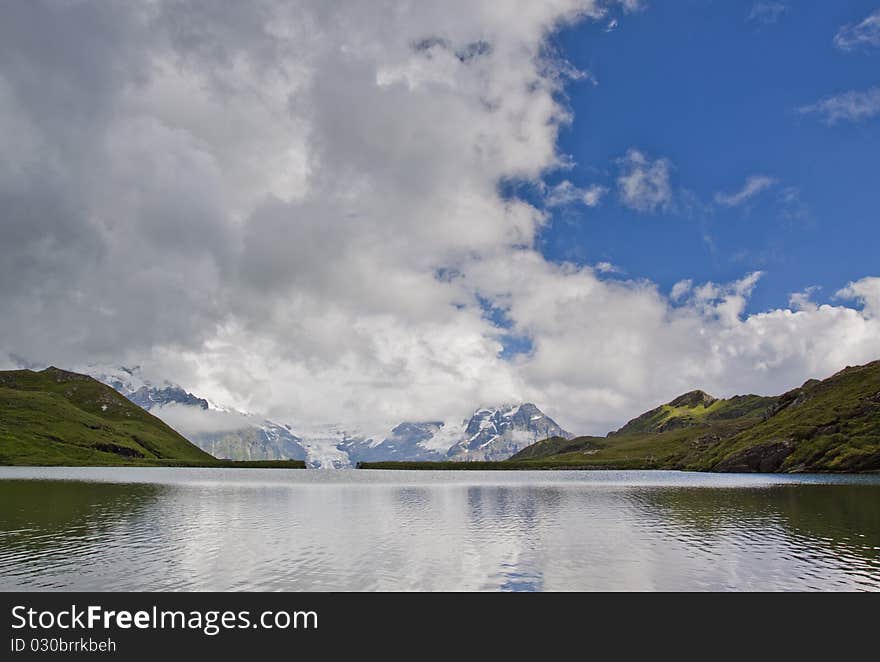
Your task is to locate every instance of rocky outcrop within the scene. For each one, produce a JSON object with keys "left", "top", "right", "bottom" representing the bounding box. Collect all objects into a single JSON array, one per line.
[
  {"left": 669, "top": 390, "right": 717, "bottom": 408},
  {"left": 713, "top": 440, "right": 795, "bottom": 472}
]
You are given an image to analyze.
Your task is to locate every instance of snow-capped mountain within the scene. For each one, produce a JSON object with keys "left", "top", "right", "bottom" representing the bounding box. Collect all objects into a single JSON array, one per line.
[
  {"left": 84, "top": 365, "right": 208, "bottom": 409},
  {"left": 446, "top": 403, "right": 572, "bottom": 461},
  {"left": 86, "top": 365, "right": 210, "bottom": 412},
  {"left": 189, "top": 420, "right": 307, "bottom": 462},
  {"left": 85, "top": 365, "right": 308, "bottom": 463},
  {"left": 75, "top": 365, "right": 572, "bottom": 465},
  {"left": 339, "top": 421, "right": 451, "bottom": 463},
  {"left": 343, "top": 404, "right": 572, "bottom": 463},
  {"left": 127, "top": 385, "right": 210, "bottom": 411},
  {"left": 85, "top": 365, "right": 151, "bottom": 397}
]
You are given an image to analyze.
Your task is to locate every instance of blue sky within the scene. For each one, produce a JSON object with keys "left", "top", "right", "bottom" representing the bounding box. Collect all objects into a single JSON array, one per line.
[{"left": 535, "top": 1, "right": 879, "bottom": 315}]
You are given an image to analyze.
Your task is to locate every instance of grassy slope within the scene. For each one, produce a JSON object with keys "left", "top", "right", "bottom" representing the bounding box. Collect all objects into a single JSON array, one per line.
[
  {"left": 611, "top": 391, "right": 774, "bottom": 435},
  {"left": 0, "top": 367, "right": 305, "bottom": 468},
  {"left": 508, "top": 435, "right": 605, "bottom": 460},
  {"left": 514, "top": 363, "right": 879, "bottom": 472},
  {"left": 503, "top": 393, "right": 776, "bottom": 470},
  {"left": 364, "top": 361, "right": 880, "bottom": 472},
  {"left": 695, "top": 361, "right": 880, "bottom": 472}
]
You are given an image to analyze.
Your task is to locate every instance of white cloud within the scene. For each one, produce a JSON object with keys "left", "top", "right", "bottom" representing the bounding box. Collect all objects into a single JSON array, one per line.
[
  {"left": 152, "top": 404, "right": 261, "bottom": 437},
  {"left": 0, "top": 0, "right": 610, "bottom": 435},
  {"left": 799, "top": 87, "right": 880, "bottom": 124},
  {"left": 788, "top": 286, "right": 820, "bottom": 312},
  {"left": 1, "top": 2, "right": 878, "bottom": 440},
  {"left": 616, "top": 148, "right": 674, "bottom": 213},
  {"left": 467, "top": 258, "right": 880, "bottom": 433},
  {"left": 747, "top": 2, "right": 787, "bottom": 25},
  {"left": 837, "top": 277, "right": 880, "bottom": 317},
  {"left": 545, "top": 180, "right": 608, "bottom": 207},
  {"left": 670, "top": 279, "right": 693, "bottom": 302},
  {"left": 594, "top": 261, "right": 622, "bottom": 274},
  {"left": 834, "top": 9, "right": 880, "bottom": 51},
  {"left": 714, "top": 175, "right": 776, "bottom": 207}
]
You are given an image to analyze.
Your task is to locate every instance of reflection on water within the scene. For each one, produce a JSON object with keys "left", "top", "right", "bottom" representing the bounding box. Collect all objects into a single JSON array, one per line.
[
  {"left": 0, "top": 468, "right": 878, "bottom": 591},
  {"left": 632, "top": 486, "right": 880, "bottom": 590}
]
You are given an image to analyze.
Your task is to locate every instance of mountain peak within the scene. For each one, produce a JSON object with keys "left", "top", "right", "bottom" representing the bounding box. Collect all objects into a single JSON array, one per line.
[
  {"left": 41, "top": 366, "right": 92, "bottom": 383},
  {"left": 448, "top": 402, "right": 572, "bottom": 461},
  {"left": 668, "top": 390, "right": 717, "bottom": 408}
]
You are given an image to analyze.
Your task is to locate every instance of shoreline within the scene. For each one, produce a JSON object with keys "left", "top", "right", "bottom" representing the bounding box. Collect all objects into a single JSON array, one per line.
[
  {"left": 0, "top": 461, "right": 876, "bottom": 474},
  {"left": 0, "top": 459, "right": 307, "bottom": 469},
  {"left": 354, "top": 460, "right": 880, "bottom": 474}
]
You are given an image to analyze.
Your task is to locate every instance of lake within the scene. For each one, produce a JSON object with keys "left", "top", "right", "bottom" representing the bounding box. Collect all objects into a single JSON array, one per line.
[{"left": 1, "top": 467, "right": 879, "bottom": 591}]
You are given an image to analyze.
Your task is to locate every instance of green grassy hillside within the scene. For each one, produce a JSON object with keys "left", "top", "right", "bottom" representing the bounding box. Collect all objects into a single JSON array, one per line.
[
  {"left": 695, "top": 361, "right": 880, "bottom": 472},
  {"left": 610, "top": 391, "right": 776, "bottom": 436},
  {"left": 508, "top": 435, "right": 605, "bottom": 460},
  {"left": 0, "top": 367, "right": 229, "bottom": 466},
  {"left": 505, "top": 361, "right": 880, "bottom": 473}
]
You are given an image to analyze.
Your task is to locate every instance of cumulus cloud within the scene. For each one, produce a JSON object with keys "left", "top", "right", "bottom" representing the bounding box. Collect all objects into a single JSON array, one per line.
[
  {"left": 467, "top": 258, "right": 880, "bottom": 433},
  {"left": 616, "top": 149, "right": 674, "bottom": 213},
  {"left": 0, "top": 0, "right": 610, "bottom": 435},
  {"left": 545, "top": 180, "right": 608, "bottom": 207},
  {"left": 1, "top": 1, "right": 878, "bottom": 439},
  {"left": 714, "top": 175, "right": 776, "bottom": 207},
  {"left": 670, "top": 279, "right": 693, "bottom": 302},
  {"left": 834, "top": 9, "right": 880, "bottom": 51},
  {"left": 837, "top": 277, "right": 880, "bottom": 317},
  {"left": 799, "top": 87, "right": 880, "bottom": 124},
  {"left": 789, "top": 286, "right": 821, "bottom": 312}
]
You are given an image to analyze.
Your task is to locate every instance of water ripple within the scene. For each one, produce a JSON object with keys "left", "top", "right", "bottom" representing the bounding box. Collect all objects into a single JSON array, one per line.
[{"left": 0, "top": 468, "right": 878, "bottom": 591}]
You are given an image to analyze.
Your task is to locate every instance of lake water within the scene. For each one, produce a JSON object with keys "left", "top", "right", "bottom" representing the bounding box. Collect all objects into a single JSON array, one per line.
[{"left": 1, "top": 467, "right": 879, "bottom": 591}]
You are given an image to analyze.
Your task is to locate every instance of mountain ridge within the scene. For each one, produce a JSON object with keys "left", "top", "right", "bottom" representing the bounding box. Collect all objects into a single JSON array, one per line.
[
  {"left": 507, "top": 360, "right": 880, "bottom": 472},
  {"left": 4, "top": 360, "right": 879, "bottom": 472},
  {"left": 83, "top": 365, "right": 570, "bottom": 465},
  {"left": 338, "top": 404, "right": 571, "bottom": 463},
  {"left": 446, "top": 403, "right": 572, "bottom": 461}
]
